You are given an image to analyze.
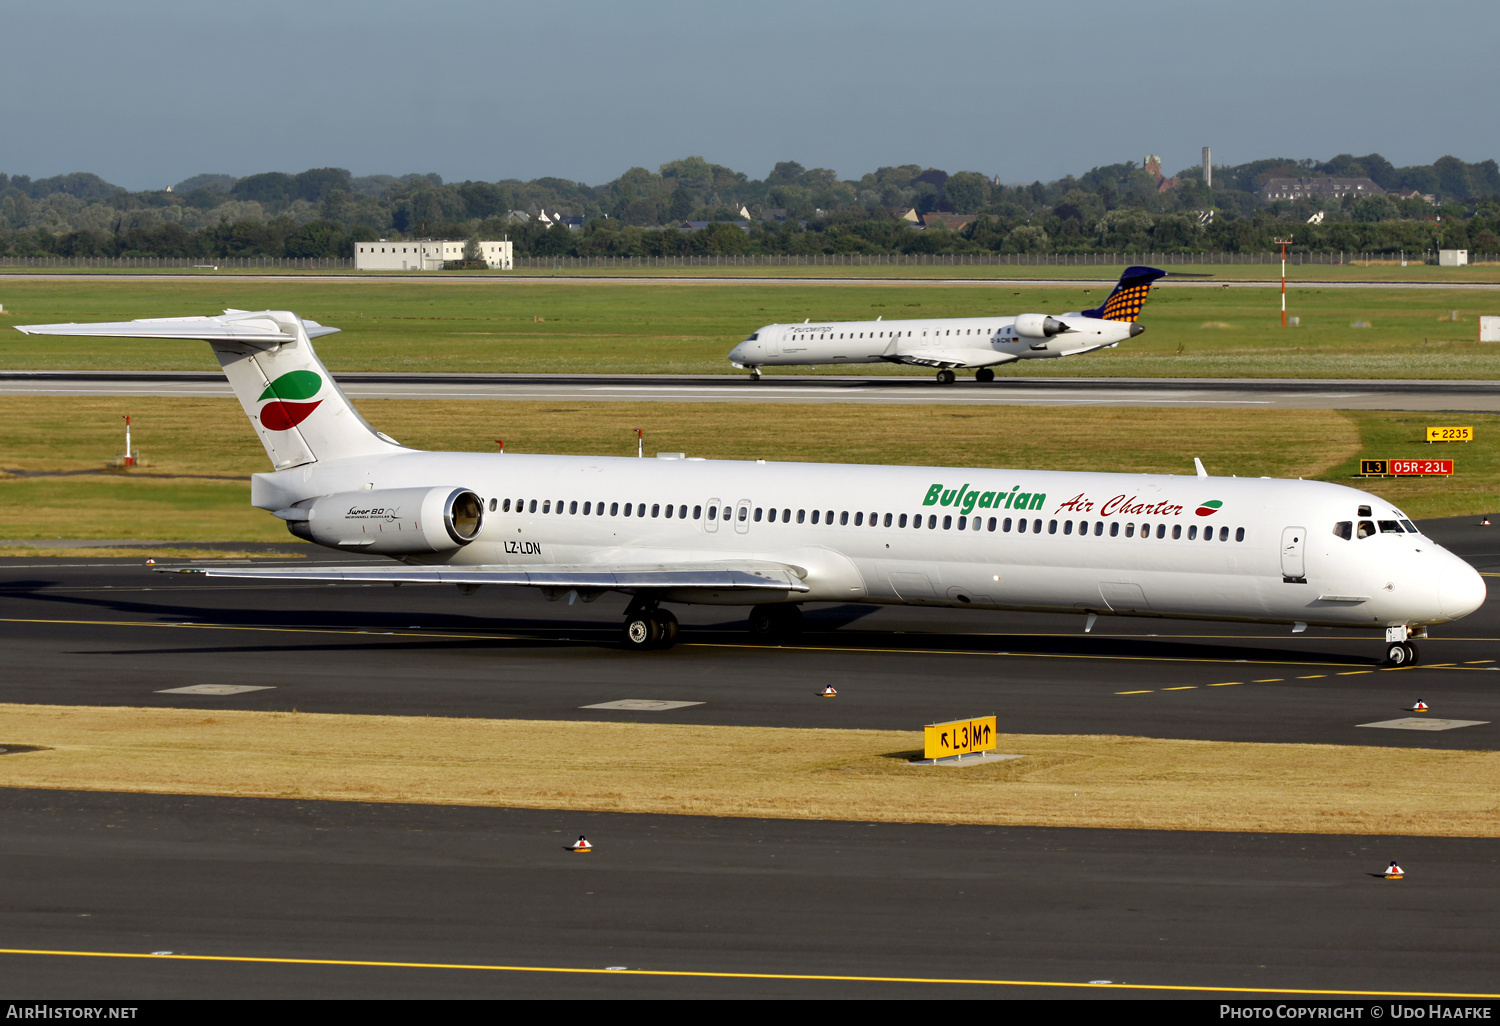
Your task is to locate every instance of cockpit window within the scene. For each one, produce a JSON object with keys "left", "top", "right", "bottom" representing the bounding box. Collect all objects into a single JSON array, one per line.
[
  {"left": 1357, "top": 520, "right": 1376, "bottom": 539},
  {"left": 1358, "top": 505, "right": 1372, "bottom": 517},
  {"left": 745, "top": 332, "right": 758, "bottom": 341},
  {"left": 1400, "top": 520, "right": 1419, "bottom": 533},
  {"left": 1379, "top": 521, "right": 1404, "bottom": 534},
  {"left": 1334, "top": 521, "right": 1352, "bottom": 540}
]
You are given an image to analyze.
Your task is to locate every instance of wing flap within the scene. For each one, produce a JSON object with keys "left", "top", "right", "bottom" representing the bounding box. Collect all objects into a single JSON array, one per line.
[{"left": 158, "top": 561, "right": 810, "bottom": 593}]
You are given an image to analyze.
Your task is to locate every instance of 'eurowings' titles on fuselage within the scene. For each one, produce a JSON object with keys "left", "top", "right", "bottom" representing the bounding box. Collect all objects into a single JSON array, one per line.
[{"left": 249, "top": 452, "right": 1484, "bottom": 630}]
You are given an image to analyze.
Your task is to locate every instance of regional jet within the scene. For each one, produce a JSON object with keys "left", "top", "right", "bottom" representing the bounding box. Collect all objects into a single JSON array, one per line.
[
  {"left": 15, "top": 309, "right": 1484, "bottom": 663},
  {"left": 728, "top": 265, "right": 1164, "bottom": 383}
]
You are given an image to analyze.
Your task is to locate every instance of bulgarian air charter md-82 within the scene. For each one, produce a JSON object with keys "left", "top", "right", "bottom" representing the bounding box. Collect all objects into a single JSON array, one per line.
[
  {"left": 729, "top": 265, "right": 1165, "bottom": 383},
  {"left": 16, "top": 309, "right": 1484, "bottom": 663}
]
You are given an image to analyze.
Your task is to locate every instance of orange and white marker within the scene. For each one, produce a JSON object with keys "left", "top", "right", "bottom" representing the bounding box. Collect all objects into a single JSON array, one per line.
[
  {"left": 1385, "top": 861, "right": 1404, "bottom": 879},
  {"left": 571, "top": 835, "right": 592, "bottom": 852},
  {"left": 820, "top": 686, "right": 837, "bottom": 697},
  {"left": 1411, "top": 701, "right": 1429, "bottom": 713},
  {"left": 1482, "top": 518, "right": 1492, "bottom": 526}
]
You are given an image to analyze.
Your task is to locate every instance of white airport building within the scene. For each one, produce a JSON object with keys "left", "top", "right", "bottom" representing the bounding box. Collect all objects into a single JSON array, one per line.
[{"left": 354, "top": 239, "right": 514, "bottom": 271}]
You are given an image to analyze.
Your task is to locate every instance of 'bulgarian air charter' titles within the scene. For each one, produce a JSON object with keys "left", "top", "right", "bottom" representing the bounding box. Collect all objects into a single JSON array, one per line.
[{"left": 923, "top": 483, "right": 1214, "bottom": 519}]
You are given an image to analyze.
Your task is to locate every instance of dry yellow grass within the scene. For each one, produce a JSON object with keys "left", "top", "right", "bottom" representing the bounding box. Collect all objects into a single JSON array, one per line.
[{"left": 1, "top": 704, "right": 1494, "bottom": 837}]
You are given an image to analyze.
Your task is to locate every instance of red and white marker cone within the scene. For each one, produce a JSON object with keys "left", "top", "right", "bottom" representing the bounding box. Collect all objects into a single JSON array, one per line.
[
  {"left": 571, "top": 835, "right": 592, "bottom": 852},
  {"left": 1481, "top": 518, "right": 1491, "bottom": 526},
  {"left": 1411, "top": 701, "right": 1429, "bottom": 713},
  {"left": 820, "top": 686, "right": 837, "bottom": 698},
  {"left": 1385, "top": 861, "right": 1404, "bottom": 879}
]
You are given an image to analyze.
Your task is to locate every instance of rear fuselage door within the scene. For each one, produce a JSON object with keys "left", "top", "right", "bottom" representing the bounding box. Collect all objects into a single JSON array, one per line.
[{"left": 1281, "top": 526, "right": 1306, "bottom": 581}]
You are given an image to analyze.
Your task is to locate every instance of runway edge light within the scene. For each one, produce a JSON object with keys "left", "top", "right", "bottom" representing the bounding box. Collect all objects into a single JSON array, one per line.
[
  {"left": 571, "top": 835, "right": 592, "bottom": 852},
  {"left": 1410, "top": 701, "right": 1429, "bottom": 712},
  {"left": 1385, "top": 861, "right": 1404, "bottom": 879}
]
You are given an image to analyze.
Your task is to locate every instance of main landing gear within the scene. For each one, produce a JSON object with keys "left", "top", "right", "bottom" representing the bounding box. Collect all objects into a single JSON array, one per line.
[
  {"left": 621, "top": 597, "right": 679, "bottom": 650},
  {"left": 748, "top": 603, "right": 803, "bottom": 642},
  {"left": 935, "top": 369, "right": 957, "bottom": 385},
  {"left": 975, "top": 368, "right": 995, "bottom": 383}
]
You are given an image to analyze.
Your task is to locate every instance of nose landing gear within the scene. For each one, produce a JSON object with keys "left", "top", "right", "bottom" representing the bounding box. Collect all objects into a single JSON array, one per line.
[
  {"left": 1382, "top": 626, "right": 1424, "bottom": 666},
  {"left": 748, "top": 366, "right": 761, "bottom": 381}
]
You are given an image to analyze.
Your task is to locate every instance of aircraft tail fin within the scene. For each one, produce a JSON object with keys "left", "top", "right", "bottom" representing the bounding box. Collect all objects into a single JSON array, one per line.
[
  {"left": 15, "top": 310, "right": 405, "bottom": 470},
  {"left": 1082, "top": 266, "right": 1167, "bottom": 321}
]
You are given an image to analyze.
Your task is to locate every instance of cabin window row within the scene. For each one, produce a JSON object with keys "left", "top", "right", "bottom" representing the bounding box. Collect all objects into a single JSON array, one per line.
[{"left": 488, "top": 497, "right": 1245, "bottom": 541}]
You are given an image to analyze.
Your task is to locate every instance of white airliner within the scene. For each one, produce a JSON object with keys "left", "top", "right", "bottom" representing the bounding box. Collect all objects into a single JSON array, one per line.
[
  {"left": 16, "top": 309, "right": 1484, "bottom": 663},
  {"left": 728, "top": 265, "right": 1164, "bottom": 383}
]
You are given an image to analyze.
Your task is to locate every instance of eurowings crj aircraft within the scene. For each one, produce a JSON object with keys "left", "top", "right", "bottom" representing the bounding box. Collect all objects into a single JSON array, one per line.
[
  {"left": 728, "top": 265, "right": 1166, "bottom": 383},
  {"left": 17, "top": 309, "right": 1485, "bottom": 663}
]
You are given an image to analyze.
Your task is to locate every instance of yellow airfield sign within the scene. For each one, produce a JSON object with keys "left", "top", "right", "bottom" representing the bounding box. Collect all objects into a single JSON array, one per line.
[
  {"left": 1426, "top": 426, "right": 1473, "bottom": 443},
  {"left": 924, "top": 716, "right": 997, "bottom": 760}
]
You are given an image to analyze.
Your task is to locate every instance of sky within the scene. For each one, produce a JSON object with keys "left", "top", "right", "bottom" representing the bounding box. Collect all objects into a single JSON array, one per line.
[{"left": 4, "top": 0, "right": 1496, "bottom": 191}]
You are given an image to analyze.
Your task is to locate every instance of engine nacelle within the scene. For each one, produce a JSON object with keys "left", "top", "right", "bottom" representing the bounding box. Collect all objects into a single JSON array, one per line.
[
  {"left": 285, "top": 486, "right": 484, "bottom": 554},
  {"left": 1013, "top": 314, "right": 1067, "bottom": 339}
]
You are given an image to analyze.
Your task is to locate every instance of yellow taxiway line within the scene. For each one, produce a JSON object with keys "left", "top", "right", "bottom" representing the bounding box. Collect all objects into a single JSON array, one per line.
[{"left": 0, "top": 947, "right": 1495, "bottom": 998}]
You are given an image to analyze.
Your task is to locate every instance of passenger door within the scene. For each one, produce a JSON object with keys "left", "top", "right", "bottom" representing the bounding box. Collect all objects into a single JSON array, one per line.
[
  {"left": 1281, "top": 527, "right": 1306, "bottom": 581},
  {"left": 734, "top": 499, "right": 752, "bottom": 535},
  {"left": 704, "top": 497, "right": 721, "bottom": 533}
]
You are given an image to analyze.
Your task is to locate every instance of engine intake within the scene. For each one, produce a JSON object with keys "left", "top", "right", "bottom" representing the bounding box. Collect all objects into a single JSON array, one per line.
[
  {"left": 285, "top": 486, "right": 484, "bottom": 554},
  {"left": 1013, "top": 314, "right": 1068, "bottom": 339}
]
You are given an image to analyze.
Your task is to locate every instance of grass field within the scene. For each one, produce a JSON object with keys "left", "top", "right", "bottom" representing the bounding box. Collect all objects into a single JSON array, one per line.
[
  {"left": 5, "top": 261, "right": 1498, "bottom": 282},
  {"left": 1, "top": 278, "right": 1498, "bottom": 377},
  {"left": 0, "top": 398, "right": 1493, "bottom": 541},
  {"left": 1, "top": 704, "right": 1494, "bottom": 836}
]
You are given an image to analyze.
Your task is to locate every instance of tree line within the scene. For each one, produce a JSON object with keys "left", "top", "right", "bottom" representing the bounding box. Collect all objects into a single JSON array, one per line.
[{"left": 2, "top": 153, "right": 1496, "bottom": 261}]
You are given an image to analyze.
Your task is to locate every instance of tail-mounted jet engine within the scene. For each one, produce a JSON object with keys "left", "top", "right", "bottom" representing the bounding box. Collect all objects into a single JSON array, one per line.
[
  {"left": 1013, "top": 314, "right": 1070, "bottom": 338},
  {"left": 280, "top": 486, "right": 484, "bottom": 554}
]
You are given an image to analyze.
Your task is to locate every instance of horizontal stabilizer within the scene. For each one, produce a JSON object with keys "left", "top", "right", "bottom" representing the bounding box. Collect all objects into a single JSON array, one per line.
[
  {"left": 157, "top": 561, "right": 811, "bottom": 593},
  {"left": 16, "top": 310, "right": 340, "bottom": 347}
]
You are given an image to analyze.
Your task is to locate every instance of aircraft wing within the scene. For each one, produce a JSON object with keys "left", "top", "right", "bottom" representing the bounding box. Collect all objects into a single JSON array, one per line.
[
  {"left": 156, "top": 560, "right": 811, "bottom": 593},
  {"left": 881, "top": 348, "right": 1020, "bottom": 370}
]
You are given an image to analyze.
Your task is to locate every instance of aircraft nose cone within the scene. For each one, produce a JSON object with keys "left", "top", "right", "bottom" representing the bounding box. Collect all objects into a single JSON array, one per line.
[{"left": 1438, "top": 556, "right": 1486, "bottom": 620}]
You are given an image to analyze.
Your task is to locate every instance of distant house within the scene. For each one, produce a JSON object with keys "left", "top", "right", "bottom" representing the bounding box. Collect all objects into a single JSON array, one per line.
[
  {"left": 1260, "top": 177, "right": 1384, "bottom": 202},
  {"left": 1390, "top": 189, "right": 1437, "bottom": 204},
  {"left": 921, "top": 212, "right": 976, "bottom": 231},
  {"left": 1144, "top": 155, "right": 1179, "bottom": 193},
  {"left": 506, "top": 210, "right": 531, "bottom": 223},
  {"left": 889, "top": 207, "right": 920, "bottom": 224}
]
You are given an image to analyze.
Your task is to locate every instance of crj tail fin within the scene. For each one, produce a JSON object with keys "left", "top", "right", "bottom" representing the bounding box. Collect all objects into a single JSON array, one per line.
[
  {"left": 1082, "top": 266, "right": 1167, "bottom": 321},
  {"left": 15, "top": 310, "right": 405, "bottom": 470}
]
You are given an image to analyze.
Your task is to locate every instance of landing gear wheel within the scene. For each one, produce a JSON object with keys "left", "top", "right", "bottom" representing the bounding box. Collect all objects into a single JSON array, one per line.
[
  {"left": 1384, "top": 642, "right": 1409, "bottom": 667},
  {"left": 975, "top": 368, "right": 995, "bottom": 383},
  {"left": 749, "top": 367, "right": 761, "bottom": 381},
  {"left": 935, "top": 369, "right": 957, "bottom": 385},
  {"left": 623, "top": 615, "right": 662, "bottom": 650},
  {"left": 1403, "top": 642, "right": 1419, "bottom": 665},
  {"left": 748, "top": 603, "right": 803, "bottom": 641},
  {"left": 656, "top": 609, "right": 680, "bottom": 649}
]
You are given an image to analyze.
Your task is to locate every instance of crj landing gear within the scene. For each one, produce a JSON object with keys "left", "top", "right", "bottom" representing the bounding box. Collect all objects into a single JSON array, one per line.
[
  {"left": 621, "top": 597, "right": 679, "bottom": 650},
  {"left": 975, "top": 368, "right": 995, "bottom": 383},
  {"left": 935, "top": 369, "right": 956, "bottom": 385}
]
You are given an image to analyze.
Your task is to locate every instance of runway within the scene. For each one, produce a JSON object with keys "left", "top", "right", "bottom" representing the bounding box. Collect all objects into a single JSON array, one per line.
[
  {"left": 6, "top": 370, "right": 1500, "bottom": 411},
  {"left": 2, "top": 788, "right": 1496, "bottom": 999},
  {"left": 2, "top": 519, "right": 1496, "bottom": 998}
]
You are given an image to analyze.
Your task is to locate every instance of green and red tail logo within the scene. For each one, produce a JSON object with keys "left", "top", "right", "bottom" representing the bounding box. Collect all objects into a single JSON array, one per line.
[
  {"left": 257, "top": 370, "right": 322, "bottom": 431},
  {"left": 1195, "top": 499, "right": 1223, "bottom": 517}
]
